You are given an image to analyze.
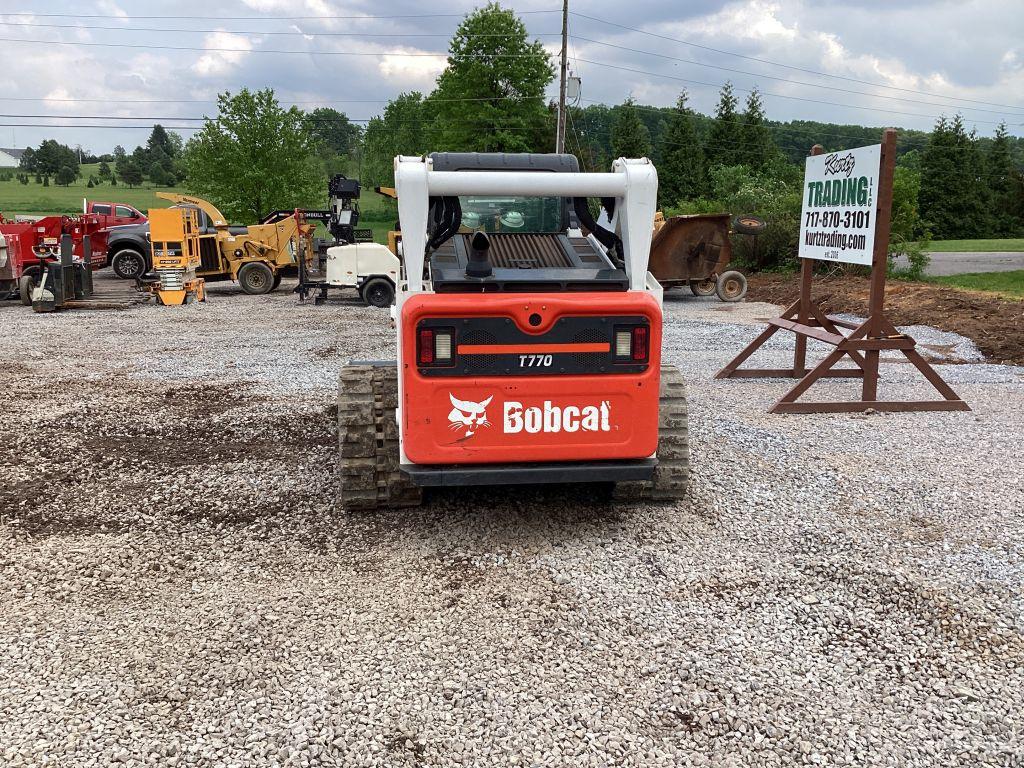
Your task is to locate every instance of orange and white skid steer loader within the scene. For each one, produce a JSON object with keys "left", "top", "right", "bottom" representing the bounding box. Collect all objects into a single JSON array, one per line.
[{"left": 337, "top": 153, "right": 689, "bottom": 509}]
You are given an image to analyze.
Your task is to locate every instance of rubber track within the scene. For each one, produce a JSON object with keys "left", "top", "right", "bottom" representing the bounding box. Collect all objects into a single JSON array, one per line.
[
  {"left": 337, "top": 363, "right": 423, "bottom": 511},
  {"left": 614, "top": 365, "right": 690, "bottom": 502}
]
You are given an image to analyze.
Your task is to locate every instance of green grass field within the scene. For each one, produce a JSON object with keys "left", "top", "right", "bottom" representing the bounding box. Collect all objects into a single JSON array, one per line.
[
  {"left": 0, "top": 163, "right": 186, "bottom": 216},
  {"left": 922, "top": 239, "right": 1024, "bottom": 253},
  {"left": 932, "top": 270, "right": 1024, "bottom": 298}
]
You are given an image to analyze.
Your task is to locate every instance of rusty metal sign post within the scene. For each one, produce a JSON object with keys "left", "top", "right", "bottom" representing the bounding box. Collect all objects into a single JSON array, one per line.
[{"left": 715, "top": 128, "right": 970, "bottom": 414}]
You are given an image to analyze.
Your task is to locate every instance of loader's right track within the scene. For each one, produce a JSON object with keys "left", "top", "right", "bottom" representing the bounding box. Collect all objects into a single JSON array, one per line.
[
  {"left": 337, "top": 362, "right": 423, "bottom": 511},
  {"left": 613, "top": 364, "right": 690, "bottom": 502}
]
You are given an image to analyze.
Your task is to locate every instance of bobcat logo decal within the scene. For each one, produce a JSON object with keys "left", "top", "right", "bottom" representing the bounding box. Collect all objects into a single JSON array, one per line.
[{"left": 447, "top": 393, "right": 493, "bottom": 440}]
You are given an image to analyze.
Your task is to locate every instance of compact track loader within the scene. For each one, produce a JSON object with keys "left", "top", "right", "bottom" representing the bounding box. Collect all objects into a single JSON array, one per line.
[{"left": 338, "top": 153, "right": 689, "bottom": 509}]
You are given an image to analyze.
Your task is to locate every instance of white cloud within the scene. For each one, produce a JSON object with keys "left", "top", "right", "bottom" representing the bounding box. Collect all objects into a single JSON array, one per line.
[
  {"left": 377, "top": 49, "right": 447, "bottom": 84},
  {"left": 192, "top": 32, "right": 256, "bottom": 77}
]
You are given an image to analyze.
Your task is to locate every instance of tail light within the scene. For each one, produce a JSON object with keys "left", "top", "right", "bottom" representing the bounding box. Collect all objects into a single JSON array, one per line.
[
  {"left": 614, "top": 323, "right": 650, "bottom": 363},
  {"left": 417, "top": 326, "right": 455, "bottom": 367},
  {"left": 418, "top": 329, "right": 434, "bottom": 364},
  {"left": 631, "top": 326, "right": 648, "bottom": 361}
]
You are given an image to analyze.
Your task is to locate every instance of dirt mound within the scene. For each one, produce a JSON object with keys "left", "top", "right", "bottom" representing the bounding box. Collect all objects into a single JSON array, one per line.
[{"left": 747, "top": 273, "right": 1024, "bottom": 366}]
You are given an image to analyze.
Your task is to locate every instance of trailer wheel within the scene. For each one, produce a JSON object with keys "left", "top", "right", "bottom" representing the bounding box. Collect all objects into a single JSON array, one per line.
[
  {"left": 361, "top": 278, "right": 394, "bottom": 308},
  {"left": 716, "top": 270, "right": 747, "bottom": 302},
  {"left": 111, "top": 249, "right": 146, "bottom": 280},
  {"left": 689, "top": 278, "right": 716, "bottom": 297},
  {"left": 237, "top": 262, "right": 275, "bottom": 295},
  {"left": 614, "top": 365, "right": 689, "bottom": 502},
  {"left": 18, "top": 269, "right": 40, "bottom": 306},
  {"left": 337, "top": 362, "right": 423, "bottom": 511},
  {"left": 733, "top": 214, "right": 766, "bottom": 235},
  {"left": 271, "top": 272, "right": 283, "bottom": 291}
]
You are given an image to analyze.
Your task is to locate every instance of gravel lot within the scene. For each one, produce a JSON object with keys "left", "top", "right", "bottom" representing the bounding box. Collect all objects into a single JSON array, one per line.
[{"left": 2, "top": 274, "right": 1022, "bottom": 767}]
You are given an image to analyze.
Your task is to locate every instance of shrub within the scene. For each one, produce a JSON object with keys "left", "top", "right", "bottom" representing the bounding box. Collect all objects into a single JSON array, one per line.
[{"left": 667, "top": 163, "right": 803, "bottom": 271}]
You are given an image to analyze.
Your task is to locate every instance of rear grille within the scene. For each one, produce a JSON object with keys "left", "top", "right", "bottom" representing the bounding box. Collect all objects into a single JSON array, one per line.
[
  {"left": 461, "top": 233, "right": 571, "bottom": 269},
  {"left": 460, "top": 329, "right": 499, "bottom": 373},
  {"left": 573, "top": 328, "right": 607, "bottom": 366}
]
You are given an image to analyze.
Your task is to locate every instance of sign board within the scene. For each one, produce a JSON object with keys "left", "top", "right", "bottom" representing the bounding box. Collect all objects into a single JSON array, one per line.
[{"left": 798, "top": 143, "right": 880, "bottom": 266}]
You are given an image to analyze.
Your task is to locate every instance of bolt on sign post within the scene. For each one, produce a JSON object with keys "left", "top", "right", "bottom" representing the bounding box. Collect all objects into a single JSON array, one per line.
[{"left": 716, "top": 128, "right": 969, "bottom": 414}]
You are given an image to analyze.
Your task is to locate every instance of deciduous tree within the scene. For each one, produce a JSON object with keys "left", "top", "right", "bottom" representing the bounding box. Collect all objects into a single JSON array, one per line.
[
  {"left": 183, "top": 88, "right": 322, "bottom": 221},
  {"left": 430, "top": 3, "right": 554, "bottom": 152}
]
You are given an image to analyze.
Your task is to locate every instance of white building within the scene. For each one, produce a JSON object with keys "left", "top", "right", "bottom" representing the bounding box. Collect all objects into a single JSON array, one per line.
[{"left": 0, "top": 148, "right": 25, "bottom": 168}]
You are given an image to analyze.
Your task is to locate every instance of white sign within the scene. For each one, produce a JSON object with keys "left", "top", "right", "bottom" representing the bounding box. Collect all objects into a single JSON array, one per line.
[{"left": 798, "top": 143, "right": 880, "bottom": 266}]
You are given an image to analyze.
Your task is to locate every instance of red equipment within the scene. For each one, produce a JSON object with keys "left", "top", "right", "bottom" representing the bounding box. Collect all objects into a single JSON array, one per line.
[{"left": 0, "top": 201, "right": 146, "bottom": 302}]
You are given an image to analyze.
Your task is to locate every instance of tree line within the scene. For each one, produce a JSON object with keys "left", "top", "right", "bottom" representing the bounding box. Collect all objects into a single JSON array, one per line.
[{"left": 13, "top": 2, "right": 1024, "bottom": 261}]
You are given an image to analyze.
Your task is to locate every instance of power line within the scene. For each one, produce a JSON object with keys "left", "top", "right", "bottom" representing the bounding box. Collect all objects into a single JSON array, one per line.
[
  {"left": 570, "top": 35, "right": 1024, "bottom": 119},
  {"left": 573, "top": 58, "right": 1015, "bottom": 127},
  {"left": 0, "top": 20, "right": 562, "bottom": 39},
  {"left": 0, "top": 10, "right": 560, "bottom": 20},
  {"left": 569, "top": 11, "right": 1024, "bottom": 112},
  {"left": 0, "top": 95, "right": 541, "bottom": 105},
  {"left": 0, "top": 36, "right": 549, "bottom": 57}
]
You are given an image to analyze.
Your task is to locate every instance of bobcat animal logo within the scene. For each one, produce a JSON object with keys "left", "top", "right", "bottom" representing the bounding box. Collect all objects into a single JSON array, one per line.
[{"left": 447, "top": 393, "right": 493, "bottom": 440}]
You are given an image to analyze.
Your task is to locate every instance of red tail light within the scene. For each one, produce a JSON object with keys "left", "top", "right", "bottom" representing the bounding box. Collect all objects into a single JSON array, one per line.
[
  {"left": 631, "top": 325, "right": 648, "bottom": 361},
  {"left": 418, "top": 329, "right": 434, "bottom": 364}
]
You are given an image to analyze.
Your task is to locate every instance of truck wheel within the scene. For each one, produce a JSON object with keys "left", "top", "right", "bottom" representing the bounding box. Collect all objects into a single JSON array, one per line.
[
  {"left": 337, "top": 362, "right": 423, "bottom": 511},
  {"left": 689, "top": 278, "right": 716, "bottom": 297},
  {"left": 111, "top": 249, "right": 146, "bottom": 280},
  {"left": 614, "top": 365, "right": 689, "bottom": 502},
  {"left": 19, "top": 270, "right": 40, "bottom": 306},
  {"left": 716, "top": 270, "right": 748, "bottom": 302},
  {"left": 361, "top": 278, "right": 394, "bottom": 308},
  {"left": 271, "top": 272, "right": 283, "bottom": 291},
  {"left": 237, "top": 262, "right": 275, "bottom": 295}
]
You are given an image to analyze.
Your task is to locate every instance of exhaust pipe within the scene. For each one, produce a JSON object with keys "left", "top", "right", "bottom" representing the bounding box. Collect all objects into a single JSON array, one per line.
[{"left": 465, "top": 231, "right": 492, "bottom": 278}]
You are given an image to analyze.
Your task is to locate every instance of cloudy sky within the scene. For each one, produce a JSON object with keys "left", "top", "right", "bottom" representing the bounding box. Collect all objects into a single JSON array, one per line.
[{"left": 1, "top": 0, "right": 1022, "bottom": 154}]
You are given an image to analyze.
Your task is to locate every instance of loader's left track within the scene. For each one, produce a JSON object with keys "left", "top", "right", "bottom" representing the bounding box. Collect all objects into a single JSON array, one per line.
[{"left": 337, "top": 362, "right": 423, "bottom": 511}]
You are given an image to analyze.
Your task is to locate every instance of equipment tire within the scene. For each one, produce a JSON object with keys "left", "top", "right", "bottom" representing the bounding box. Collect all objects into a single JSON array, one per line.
[
  {"left": 361, "top": 278, "right": 394, "bottom": 308},
  {"left": 733, "top": 214, "right": 766, "bottom": 235},
  {"left": 689, "top": 278, "right": 717, "bottom": 297},
  {"left": 238, "top": 262, "right": 275, "bottom": 295},
  {"left": 111, "top": 249, "right": 147, "bottom": 280},
  {"left": 716, "top": 270, "right": 747, "bottom": 302},
  {"left": 19, "top": 269, "right": 40, "bottom": 306},
  {"left": 614, "top": 365, "right": 689, "bottom": 502},
  {"left": 271, "top": 272, "right": 283, "bottom": 291},
  {"left": 337, "top": 362, "right": 423, "bottom": 511}
]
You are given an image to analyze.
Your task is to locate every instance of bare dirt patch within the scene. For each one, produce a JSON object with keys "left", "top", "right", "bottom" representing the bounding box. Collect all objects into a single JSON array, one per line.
[{"left": 746, "top": 273, "right": 1024, "bottom": 365}]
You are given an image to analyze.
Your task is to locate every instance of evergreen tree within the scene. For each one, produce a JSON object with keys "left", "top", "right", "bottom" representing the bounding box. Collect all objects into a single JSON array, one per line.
[
  {"left": 55, "top": 165, "right": 75, "bottom": 187},
  {"left": 705, "top": 82, "right": 741, "bottom": 169},
  {"left": 146, "top": 125, "right": 177, "bottom": 159},
  {"left": 920, "top": 115, "right": 989, "bottom": 239},
  {"left": 97, "top": 161, "right": 112, "bottom": 181},
  {"left": 987, "top": 122, "right": 1022, "bottom": 236},
  {"left": 113, "top": 145, "right": 128, "bottom": 176},
  {"left": 740, "top": 89, "right": 774, "bottom": 169},
  {"left": 657, "top": 91, "right": 704, "bottom": 207},
  {"left": 610, "top": 97, "right": 652, "bottom": 159}
]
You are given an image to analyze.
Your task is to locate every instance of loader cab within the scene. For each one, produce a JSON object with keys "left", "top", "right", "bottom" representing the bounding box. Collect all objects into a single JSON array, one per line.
[{"left": 424, "top": 152, "right": 628, "bottom": 293}]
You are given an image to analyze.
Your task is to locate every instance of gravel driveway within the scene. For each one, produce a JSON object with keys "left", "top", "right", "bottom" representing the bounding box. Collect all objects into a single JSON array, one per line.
[{"left": 2, "top": 275, "right": 1022, "bottom": 767}]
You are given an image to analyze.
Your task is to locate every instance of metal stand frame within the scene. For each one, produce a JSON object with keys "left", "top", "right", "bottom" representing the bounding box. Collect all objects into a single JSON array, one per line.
[{"left": 715, "top": 129, "right": 970, "bottom": 414}]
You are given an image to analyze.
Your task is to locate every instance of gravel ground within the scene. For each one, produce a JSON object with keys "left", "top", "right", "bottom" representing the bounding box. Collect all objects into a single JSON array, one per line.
[{"left": 1, "top": 274, "right": 1022, "bottom": 767}]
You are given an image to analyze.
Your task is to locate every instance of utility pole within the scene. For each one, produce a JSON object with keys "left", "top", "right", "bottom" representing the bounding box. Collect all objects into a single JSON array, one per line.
[{"left": 555, "top": 0, "right": 568, "bottom": 154}]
